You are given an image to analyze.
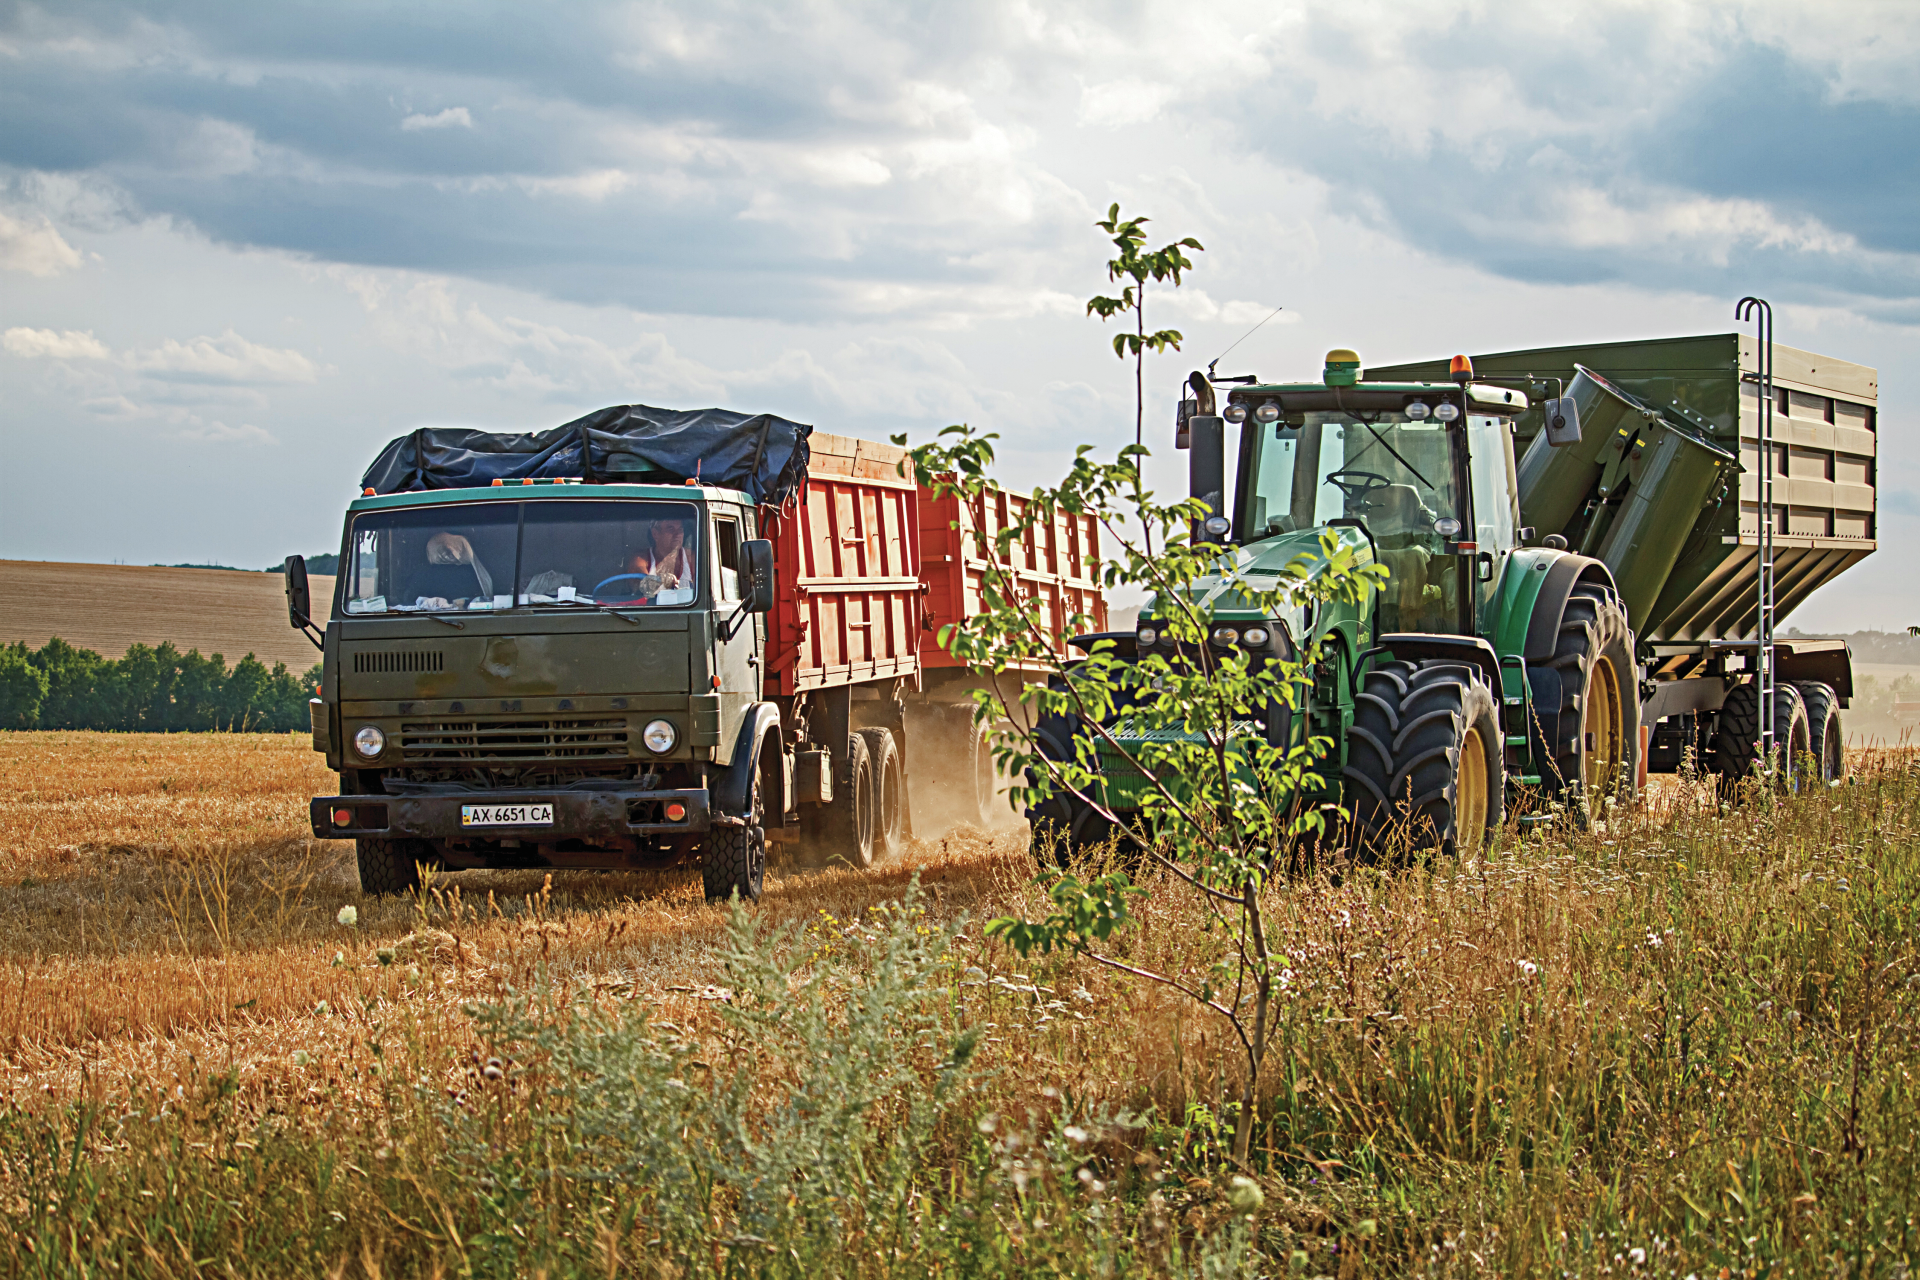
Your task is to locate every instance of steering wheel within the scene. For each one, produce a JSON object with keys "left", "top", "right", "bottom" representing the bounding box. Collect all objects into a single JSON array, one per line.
[
  {"left": 1323, "top": 469, "right": 1397, "bottom": 502},
  {"left": 591, "top": 573, "right": 658, "bottom": 604}
]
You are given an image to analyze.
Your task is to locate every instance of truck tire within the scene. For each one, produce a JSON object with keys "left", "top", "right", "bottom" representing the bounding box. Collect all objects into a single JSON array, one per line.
[
  {"left": 356, "top": 837, "right": 430, "bottom": 897},
  {"left": 949, "top": 705, "right": 997, "bottom": 827},
  {"left": 1716, "top": 680, "right": 1813, "bottom": 795},
  {"left": 1531, "top": 581, "right": 1637, "bottom": 821},
  {"left": 809, "top": 732, "right": 876, "bottom": 868},
  {"left": 857, "top": 727, "right": 904, "bottom": 861},
  {"left": 1795, "top": 681, "right": 1847, "bottom": 785},
  {"left": 1344, "top": 659, "right": 1503, "bottom": 860},
  {"left": 702, "top": 766, "right": 766, "bottom": 903}
]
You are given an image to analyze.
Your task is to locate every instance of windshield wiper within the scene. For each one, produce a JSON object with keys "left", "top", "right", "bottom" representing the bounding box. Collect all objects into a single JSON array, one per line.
[
  {"left": 422, "top": 612, "right": 466, "bottom": 629},
  {"left": 528, "top": 598, "right": 640, "bottom": 625},
  {"left": 1348, "top": 422, "right": 1435, "bottom": 490}
]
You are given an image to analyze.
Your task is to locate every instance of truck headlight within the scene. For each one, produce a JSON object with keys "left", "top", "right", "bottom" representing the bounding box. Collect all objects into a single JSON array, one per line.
[
  {"left": 642, "top": 719, "right": 678, "bottom": 754},
  {"left": 353, "top": 725, "right": 385, "bottom": 758}
]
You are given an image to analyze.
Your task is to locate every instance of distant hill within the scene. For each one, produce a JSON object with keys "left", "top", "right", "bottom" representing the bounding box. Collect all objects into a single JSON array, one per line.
[{"left": 1, "top": 561, "right": 335, "bottom": 673}]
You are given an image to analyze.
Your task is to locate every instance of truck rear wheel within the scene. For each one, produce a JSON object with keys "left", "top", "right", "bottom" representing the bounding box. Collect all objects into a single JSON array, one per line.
[
  {"left": 356, "top": 837, "right": 430, "bottom": 897},
  {"left": 1344, "top": 659, "right": 1504, "bottom": 860},
  {"left": 806, "top": 732, "right": 876, "bottom": 868},
  {"left": 703, "top": 767, "right": 766, "bottom": 902},
  {"left": 1795, "top": 680, "right": 1846, "bottom": 784},
  {"left": 1532, "top": 581, "right": 1637, "bottom": 821},
  {"left": 857, "top": 727, "right": 904, "bottom": 861},
  {"left": 1716, "top": 680, "right": 1813, "bottom": 795}
]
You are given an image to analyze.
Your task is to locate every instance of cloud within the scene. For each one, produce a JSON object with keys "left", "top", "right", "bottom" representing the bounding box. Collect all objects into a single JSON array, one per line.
[
  {"left": 0, "top": 212, "right": 82, "bottom": 275},
  {"left": 3, "top": 326, "right": 110, "bottom": 359},
  {"left": 400, "top": 107, "right": 473, "bottom": 131},
  {"left": 123, "top": 329, "right": 319, "bottom": 384}
]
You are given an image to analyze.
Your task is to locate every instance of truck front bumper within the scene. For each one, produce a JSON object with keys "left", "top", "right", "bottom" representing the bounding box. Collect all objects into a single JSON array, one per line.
[{"left": 311, "top": 788, "right": 712, "bottom": 842}]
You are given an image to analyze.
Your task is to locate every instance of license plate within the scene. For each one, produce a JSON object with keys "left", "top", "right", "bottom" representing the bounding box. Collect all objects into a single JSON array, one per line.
[{"left": 461, "top": 804, "right": 554, "bottom": 827}]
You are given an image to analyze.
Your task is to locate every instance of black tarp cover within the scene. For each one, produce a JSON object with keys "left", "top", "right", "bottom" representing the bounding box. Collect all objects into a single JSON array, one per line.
[{"left": 360, "top": 404, "right": 813, "bottom": 507}]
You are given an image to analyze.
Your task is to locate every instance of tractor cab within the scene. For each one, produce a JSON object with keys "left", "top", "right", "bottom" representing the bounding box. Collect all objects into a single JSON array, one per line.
[{"left": 1201, "top": 350, "right": 1531, "bottom": 637}]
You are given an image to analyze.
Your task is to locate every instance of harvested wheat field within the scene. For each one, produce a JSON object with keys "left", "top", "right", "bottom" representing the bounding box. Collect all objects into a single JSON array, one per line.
[
  {"left": 0, "top": 560, "right": 335, "bottom": 671},
  {"left": 0, "top": 730, "right": 1917, "bottom": 1277}
]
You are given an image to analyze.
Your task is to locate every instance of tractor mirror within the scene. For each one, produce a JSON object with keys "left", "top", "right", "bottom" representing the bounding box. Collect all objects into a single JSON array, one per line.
[
  {"left": 1543, "top": 396, "right": 1582, "bottom": 447},
  {"left": 285, "top": 556, "right": 311, "bottom": 628},
  {"left": 741, "top": 539, "right": 776, "bottom": 613}
]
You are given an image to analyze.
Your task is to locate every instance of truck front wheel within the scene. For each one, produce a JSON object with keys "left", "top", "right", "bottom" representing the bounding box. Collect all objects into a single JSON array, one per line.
[
  {"left": 356, "top": 837, "right": 431, "bottom": 897},
  {"left": 1344, "top": 659, "right": 1504, "bottom": 861},
  {"left": 703, "top": 767, "right": 767, "bottom": 903}
]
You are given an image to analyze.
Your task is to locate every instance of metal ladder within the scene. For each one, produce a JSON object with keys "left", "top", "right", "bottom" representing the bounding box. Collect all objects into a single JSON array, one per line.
[{"left": 1737, "top": 296, "right": 1776, "bottom": 776}]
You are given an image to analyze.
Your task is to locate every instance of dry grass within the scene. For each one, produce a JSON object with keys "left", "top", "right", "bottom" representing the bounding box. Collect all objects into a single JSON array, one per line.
[
  {"left": 0, "top": 731, "right": 1915, "bottom": 1276},
  {"left": 0, "top": 560, "right": 334, "bottom": 672}
]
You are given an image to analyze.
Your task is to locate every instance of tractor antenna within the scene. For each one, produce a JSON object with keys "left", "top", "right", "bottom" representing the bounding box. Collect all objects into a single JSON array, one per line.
[{"left": 1206, "top": 305, "right": 1284, "bottom": 380}]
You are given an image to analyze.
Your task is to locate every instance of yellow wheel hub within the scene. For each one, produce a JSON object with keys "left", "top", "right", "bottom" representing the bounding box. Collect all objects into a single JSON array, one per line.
[
  {"left": 1458, "top": 724, "right": 1489, "bottom": 854},
  {"left": 1584, "top": 655, "right": 1624, "bottom": 796}
]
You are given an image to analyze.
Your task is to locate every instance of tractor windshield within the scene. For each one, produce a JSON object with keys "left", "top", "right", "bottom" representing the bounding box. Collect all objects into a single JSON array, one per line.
[{"left": 1238, "top": 411, "right": 1465, "bottom": 633}]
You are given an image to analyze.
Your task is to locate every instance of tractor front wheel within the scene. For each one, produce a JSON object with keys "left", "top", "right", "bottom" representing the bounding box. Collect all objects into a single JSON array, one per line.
[{"left": 1344, "top": 659, "right": 1504, "bottom": 861}]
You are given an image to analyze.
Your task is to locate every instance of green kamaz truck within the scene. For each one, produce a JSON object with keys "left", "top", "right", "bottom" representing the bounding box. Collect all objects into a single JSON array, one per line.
[{"left": 1033, "top": 333, "right": 1876, "bottom": 860}]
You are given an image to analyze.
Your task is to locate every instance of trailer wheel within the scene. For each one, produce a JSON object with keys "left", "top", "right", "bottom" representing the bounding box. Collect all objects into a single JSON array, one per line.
[
  {"left": 1344, "top": 659, "right": 1503, "bottom": 861},
  {"left": 1794, "top": 681, "right": 1847, "bottom": 784},
  {"left": 857, "top": 727, "right": 905, "bottom": 861},
  {"left": 1531, "top": 581, "right": 1637, "bottom": 821},
  {"left": 356, "top": 837, "right": 430, "bottom": 897},
  {"left": 1715, "top": 680, "right": 1813, "bottom": 795},
  {"left": 702, "top": 766, "right": 766, "bottom": 903}
]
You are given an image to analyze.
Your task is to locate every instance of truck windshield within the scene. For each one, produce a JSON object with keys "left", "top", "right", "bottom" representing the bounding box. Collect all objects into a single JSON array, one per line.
[
  {"left": 1239, "top": 411, "right": 1465, "bottom": 632},
  {"left": 339, "top": 500, "right": 701, "bottom": 615}
]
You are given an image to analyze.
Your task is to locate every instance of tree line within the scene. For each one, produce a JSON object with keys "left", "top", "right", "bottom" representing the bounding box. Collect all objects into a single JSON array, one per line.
[{"left": 0, "top": 637, "right": 320, "bottom": 732}]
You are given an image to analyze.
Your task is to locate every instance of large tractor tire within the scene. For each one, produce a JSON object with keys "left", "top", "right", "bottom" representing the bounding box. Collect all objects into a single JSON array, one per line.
[
  {"left": 1531, "top": 581, "right": 1637, "bottom": 822},
  {"left": 356, "top": 837, "right": 431, "bottom": 897},
  {"left": 703, "top": 764, "right": 767, "bottom": 902},
  {"left": 1795, "top": 680, "right": 1847, "bottom": 785},
  {"left": 1344, "top": 659, "right": 1504, "bottom": 860},
  {"left": 1025, "top": 722, "right": 1141, "bottom": 867},
  {"left": 857, "top": 727, "right": 905, "bottom": 861},
  {"left": 1716, "top": 680, "right": 1813, "bottom": 795}
]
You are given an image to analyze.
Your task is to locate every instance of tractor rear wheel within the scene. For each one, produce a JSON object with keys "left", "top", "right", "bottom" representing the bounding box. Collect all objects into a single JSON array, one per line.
[
  {"left": 1344, "top": 659, "right": 1504, "bottom": 860},
  {"left": 1531, "top": 581, "right": 1637, "bottom": 822},
  {"left": 1795, "top": 680, "right": 1846, "bottom": 784}
]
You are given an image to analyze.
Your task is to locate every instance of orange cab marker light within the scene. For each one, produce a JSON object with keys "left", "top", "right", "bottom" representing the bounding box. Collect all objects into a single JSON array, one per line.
[
  {"left": 492, "top": 478, "right": 505, "bottom": 486},
  {"left": 522, "top": 477, "right": 536, "bottom": 485},
  {"left": 711, "top": 675, "right": 721, "bottom": 689},
  {"left": 1450, "top": 353, "right": 1473, "bottom": 383},
  {"left": 363, "top": 487, "right": 376, "bottom": 496},
  {"left": 1456, "top": 541, "right": 1478, "bottom": 552},
  {"left": 332, "top": 808, "right": 352, "bottom": 826},
  {"left": 665, "top": 802, "right": 687, "bottom": 822}
]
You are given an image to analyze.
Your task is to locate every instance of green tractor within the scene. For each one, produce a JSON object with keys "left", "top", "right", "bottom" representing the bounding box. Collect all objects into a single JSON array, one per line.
[{"left": 1029, "top": 348, "right": 1638, "bottom": 861}]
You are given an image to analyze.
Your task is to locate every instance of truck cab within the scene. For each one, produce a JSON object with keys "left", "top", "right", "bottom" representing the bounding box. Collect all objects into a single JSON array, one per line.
[{"left": 298, "top": 480, "right": 774, "bottom": 893}]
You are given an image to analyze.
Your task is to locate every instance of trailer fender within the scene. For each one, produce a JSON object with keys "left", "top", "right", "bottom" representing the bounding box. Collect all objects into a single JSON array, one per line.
[{"left": 712, "top": 703, "right": 787, "bottom": 821}]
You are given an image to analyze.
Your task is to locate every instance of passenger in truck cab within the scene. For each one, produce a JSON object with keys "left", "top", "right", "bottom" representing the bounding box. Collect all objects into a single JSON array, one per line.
[{"left": 410, "top": 531, "right": 496, "bottom": 609}]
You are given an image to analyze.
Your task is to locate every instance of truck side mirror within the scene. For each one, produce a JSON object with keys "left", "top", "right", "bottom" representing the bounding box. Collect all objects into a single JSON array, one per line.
[
  {"left": 1543, "top": 396, "right": 1582, "bottom": 447},
  {"left": 742, "top": 539, "right": 776, "bottom": 614},
  {"left": 285, "top": 555, "right": 312, "bottom": 628}
]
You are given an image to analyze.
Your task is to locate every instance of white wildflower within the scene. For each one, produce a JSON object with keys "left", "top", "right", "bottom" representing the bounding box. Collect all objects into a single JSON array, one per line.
[
  {"left": 1517, "top": 959, "right": 1539, "bottom": 979},
  {"left": 1063, "top": 1125, "right": 1089, "bottom": 1144},
  {"left": 1629, "top": 1247, "right": 1646, "bottom": 1265},
  {"left": 336, "top": 905, "right": 358, "bottom": 927},
  {"left": 1227, "top": 1174, "right": 1264, "bottom": 1212}
]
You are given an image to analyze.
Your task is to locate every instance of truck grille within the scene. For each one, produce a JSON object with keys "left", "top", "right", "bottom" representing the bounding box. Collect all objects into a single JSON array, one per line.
[
  {"left": 400, "top": 717, "right": 628, "bottom": 762},
  {"left": 354, "top": 650, "right": 445, "bottom": 674}
]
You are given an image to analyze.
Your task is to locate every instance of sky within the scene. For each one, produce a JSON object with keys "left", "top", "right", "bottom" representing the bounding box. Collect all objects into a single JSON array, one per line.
[{"left": 1, "top": 0, "right": 1915, "bottom": 629}]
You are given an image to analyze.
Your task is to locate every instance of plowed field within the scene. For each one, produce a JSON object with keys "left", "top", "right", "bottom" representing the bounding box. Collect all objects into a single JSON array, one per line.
[{"left": 0, "top": 559, "right": 334, "bottom": 672}]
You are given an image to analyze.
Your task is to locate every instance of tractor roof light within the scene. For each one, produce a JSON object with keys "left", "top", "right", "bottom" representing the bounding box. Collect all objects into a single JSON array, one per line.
[
  {"left": 1222, "top": 402, "right": 1248, "bottom": 424},
  {"left": 1405, "top": 401, "right": 1431, "bottom": 420},
  {"left": 1450, "top": 354, "right": 1474, "bottom": 384},
  {"left": 1323, "top": 347, "right": 1362, "bottom": 387},
  {"left": 1253, "top": 401, "right": 1281, "bottom": 424},
  {"left": 1433, "top": 402, "right": 1460, "bottom": 422}
]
